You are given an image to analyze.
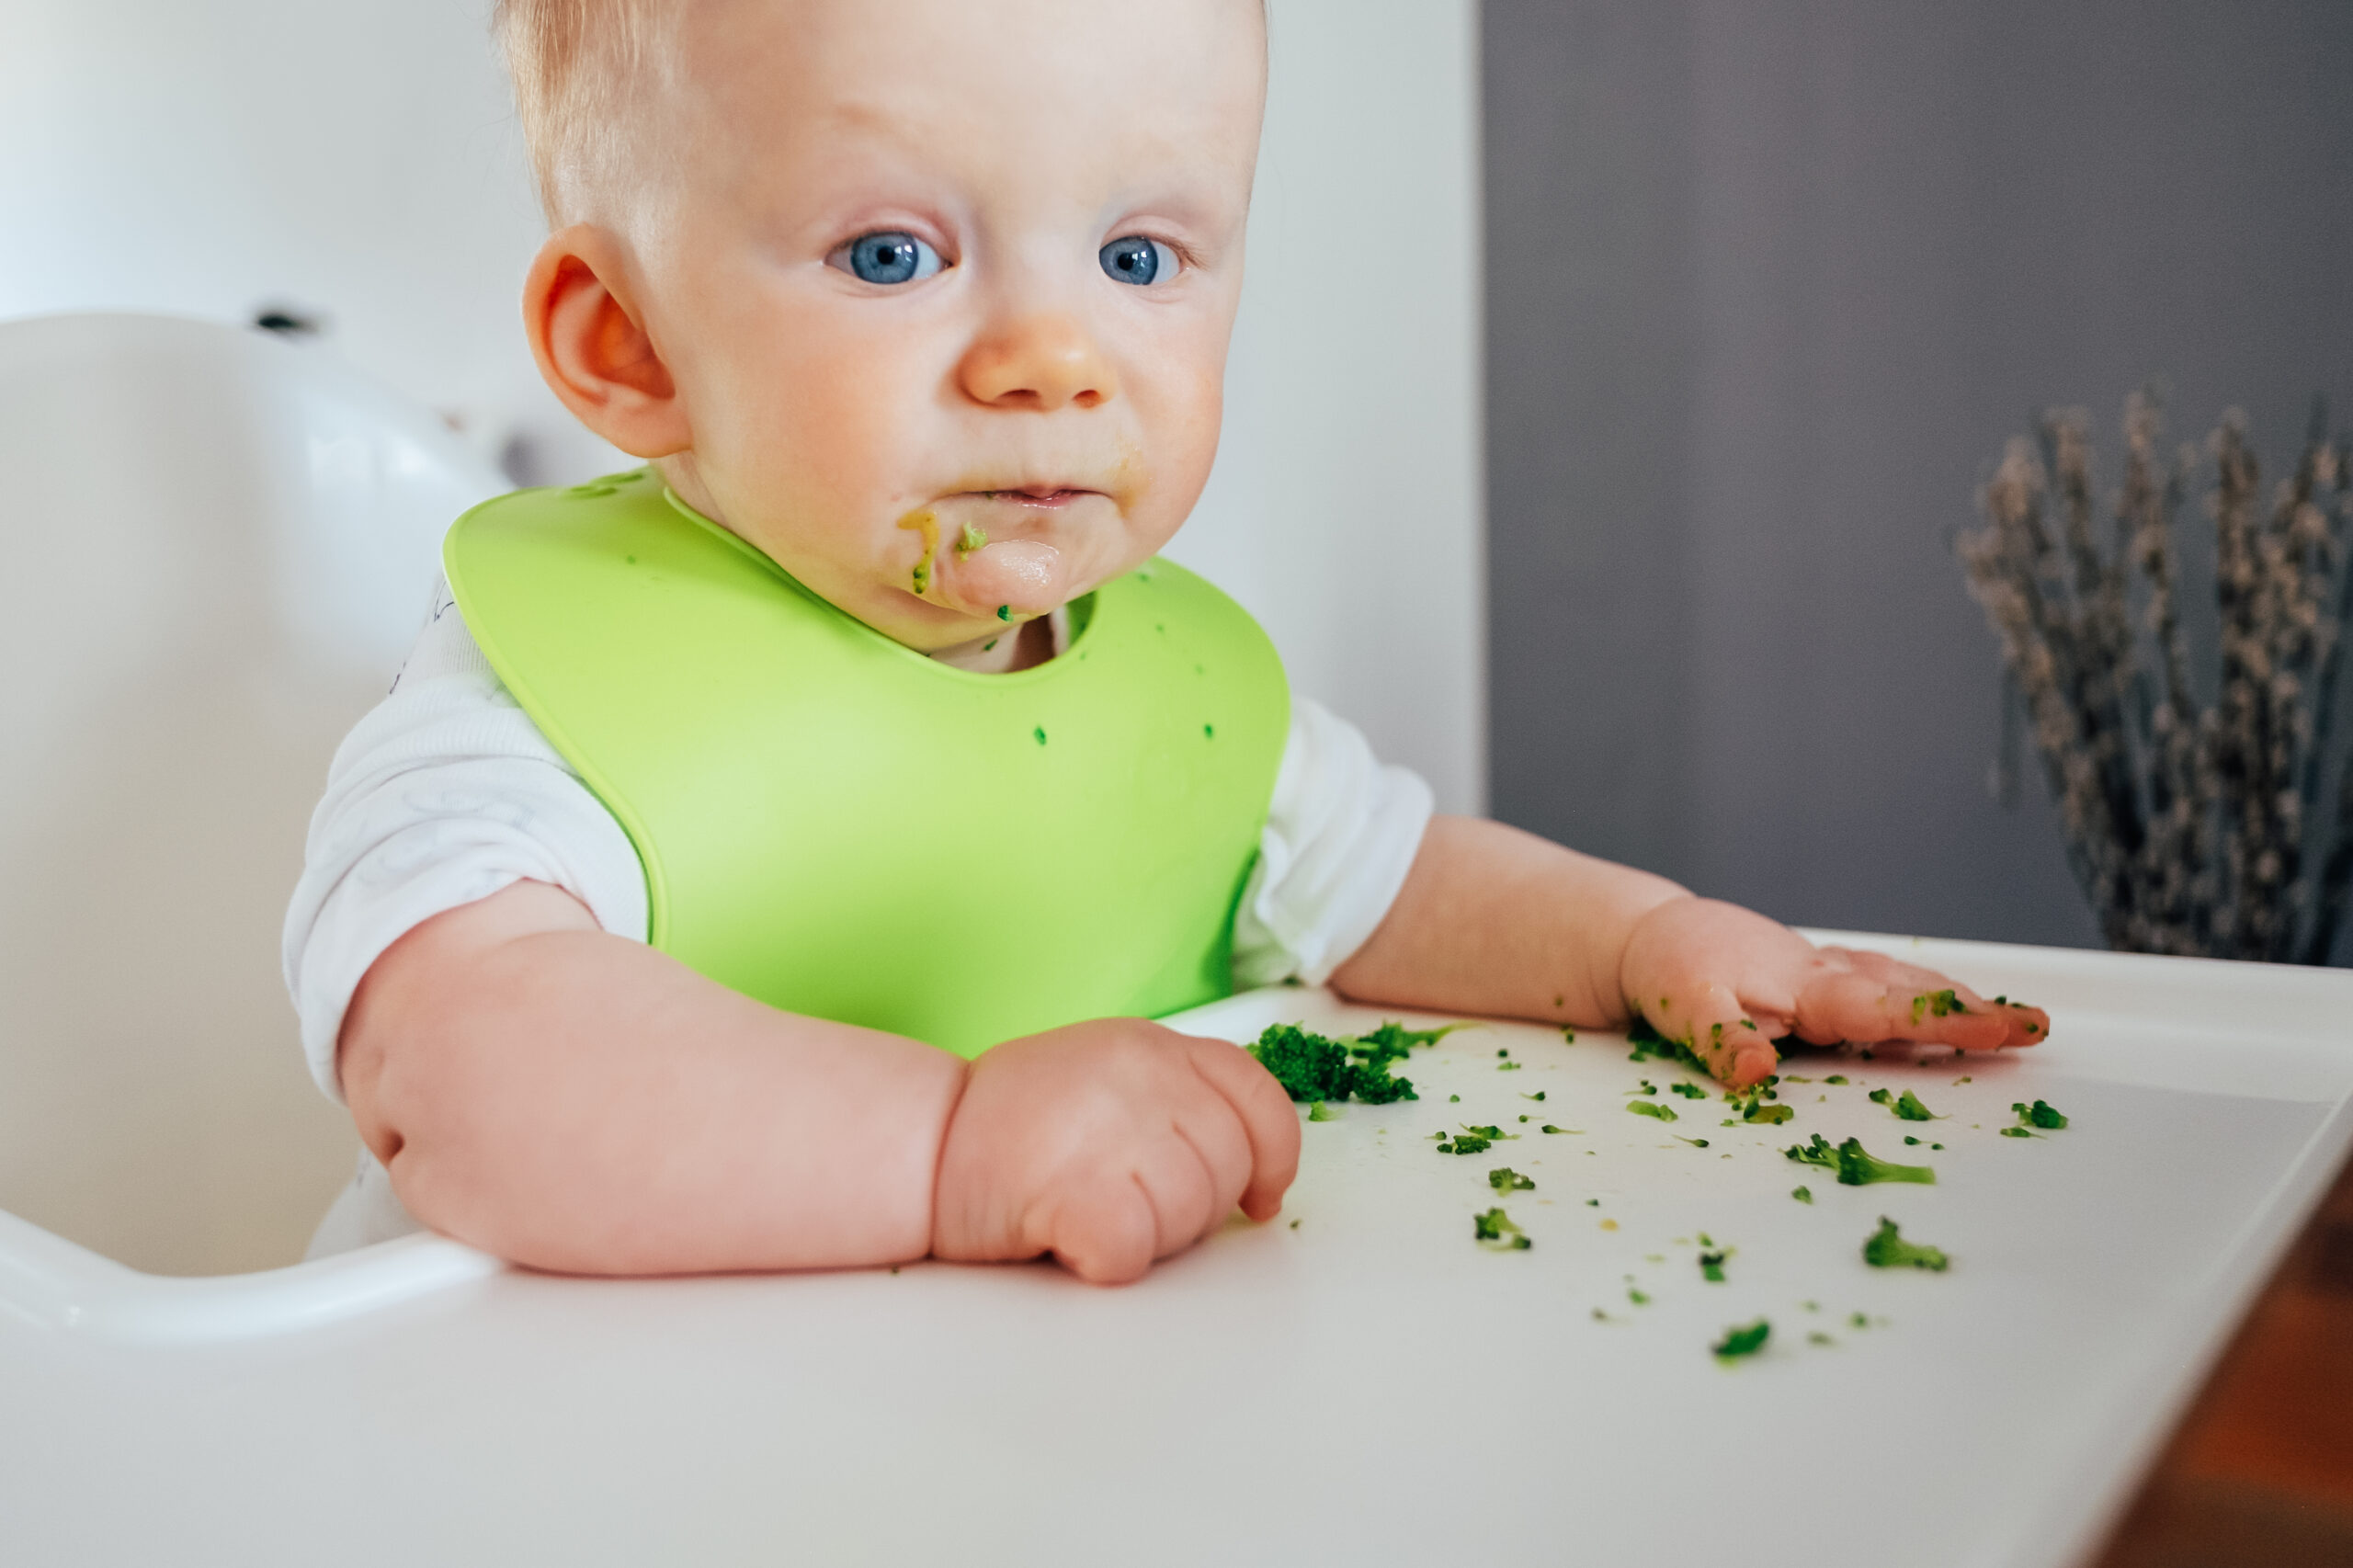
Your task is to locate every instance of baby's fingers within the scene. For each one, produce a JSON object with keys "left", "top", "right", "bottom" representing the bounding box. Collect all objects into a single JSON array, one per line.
[
  {"left": 1672, "top": 983, "right": 1781, "bottom": 1089},
  {"left": 1185, "top": 1034, "right": 1302, "bottom": 1222},
  {"left": 1795, "top": 959, "right": 2043, "bottom": 1050},
  {"left": 1049, "top": 1176, "right": 1159, "bottom": 1287}
]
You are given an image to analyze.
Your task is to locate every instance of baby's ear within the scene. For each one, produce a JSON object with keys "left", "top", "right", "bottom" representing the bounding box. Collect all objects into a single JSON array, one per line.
[{"left": 524, "top": 224, "right": 692, "bottom": 460}]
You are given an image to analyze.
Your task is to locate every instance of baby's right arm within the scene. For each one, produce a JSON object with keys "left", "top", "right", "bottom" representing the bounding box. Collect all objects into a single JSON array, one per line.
[{"left": 339, "top": 879, "right": 1298, "bottom": 1280}]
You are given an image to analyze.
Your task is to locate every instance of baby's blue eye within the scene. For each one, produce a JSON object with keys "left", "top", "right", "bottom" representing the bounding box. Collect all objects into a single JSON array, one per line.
[
  {"left": 1099, "top": 235, "right": 1177, "bottom": 287},
  {"left": 831, "top": 231, "right": 945, "bottom": 286}
]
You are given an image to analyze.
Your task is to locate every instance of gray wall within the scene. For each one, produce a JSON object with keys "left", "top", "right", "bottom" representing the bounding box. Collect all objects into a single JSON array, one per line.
[{"left": 1484, "top": 0, "right": 2353, "bottom": 947}]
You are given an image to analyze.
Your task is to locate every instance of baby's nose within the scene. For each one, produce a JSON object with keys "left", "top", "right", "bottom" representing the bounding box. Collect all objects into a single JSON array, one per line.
[{"left": 958, "top": 314, "right": 1118, "bottom": 411}]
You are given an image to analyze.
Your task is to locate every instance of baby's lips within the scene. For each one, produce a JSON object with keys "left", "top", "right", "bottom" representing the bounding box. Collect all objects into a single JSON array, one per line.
[{"left": 936, "top": 539, "right": 1063, "bottom": 619}]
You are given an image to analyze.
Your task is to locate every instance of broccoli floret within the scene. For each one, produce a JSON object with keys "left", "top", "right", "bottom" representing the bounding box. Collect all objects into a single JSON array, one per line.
[
  {"left": 1868, "top": 1086, "right": 1940, "bottom": 1121},
  {"left": 1460, "top": 1123, "right": 1516, "bottom": 1140},
  {"left": 1439, "top": 1135, "right": 1491, "bottom": 1155},
  {"left": 2015, "top": 1098, "right": 2069, "bottom": 1130},
  {"left": 1488, "top": 1166, "right": 1536, "bottom": 1192},
  {"left": 1783, "top": 1133, "right": 1936, "bottom": 1187},
  {"left": 1669, "top": 1082, "right": 1708, "bottom": 1100},
  {"left": 1627, "top": 1101, "right": 1678, "bottom": 1122},
  {"left": 1861, "top": 1216, "right": 1950, "bottom": 1271},
  {"left": 1473, "top": 1206, "right": 1532, "bottom": 1250},
  {"left": 1250, "top": 1024, "right": 1356, "bottom": 1102},
  {"left": 1711, "top": 1320, "right": 1770, "bottom": 1361}
]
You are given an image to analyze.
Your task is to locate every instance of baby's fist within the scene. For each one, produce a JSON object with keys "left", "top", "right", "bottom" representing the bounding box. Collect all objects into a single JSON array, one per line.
[{"left": 931, "top": 1018, "right": 1302, "bottom": 1285}]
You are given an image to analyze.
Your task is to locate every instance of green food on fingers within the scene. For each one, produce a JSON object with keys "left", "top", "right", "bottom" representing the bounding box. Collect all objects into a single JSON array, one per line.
[
  {"left": 1861, "top": 1217, "right": 1950, "bottom": 1271},
  {"left": 1712, "top": 1320, "right": 1770, "bottom": 1361},
  {"left": 1783, "top": 1133, "right": 1936, "bottom": 1187},
  {"left": 1626, "top": 1014, "right": 1710, "bottom": 1074}
]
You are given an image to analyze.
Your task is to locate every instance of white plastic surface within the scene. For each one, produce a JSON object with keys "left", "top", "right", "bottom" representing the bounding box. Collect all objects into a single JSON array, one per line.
[
  {"left": 3, "top": 935, "right": 2348, "bottom": 1567},
  {"left": 0, "top": 312, "right": 500, "bottom": 1276}
]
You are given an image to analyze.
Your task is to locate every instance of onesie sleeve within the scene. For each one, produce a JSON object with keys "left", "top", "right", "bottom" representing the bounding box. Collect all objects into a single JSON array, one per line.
[
  {"left": 1231, "top": 698, "right": 1435, "bottom": 989},
  {"left": 280, "top": 578, "right": 649, "bottom": 1103}
]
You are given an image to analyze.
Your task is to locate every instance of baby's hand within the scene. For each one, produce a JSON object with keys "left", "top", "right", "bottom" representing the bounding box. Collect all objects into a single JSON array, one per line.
[
  {"left": 1618, "top": 898, "right": 2050, "bottom": 1088},
  {"left": 931, "top": 1018, "right": 1302, "bottom": 1285}
]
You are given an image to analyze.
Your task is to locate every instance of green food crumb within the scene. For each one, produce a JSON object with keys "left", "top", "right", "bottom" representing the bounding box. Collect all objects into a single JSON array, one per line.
[
  {"left": 1631, "top": 1079, "right": 1658, "bottom": 1096},
  {"left": 1562, "top": 1028, "right": 1576, "bottom": 1044},
  {"left": 956, "top": 521, "right": 987, "bottom": 557},
  {"left": 1498, "top": 1061, "right": 1522, "bottom": 1072},
  {"left": 2014, "top": 1098, "right": 2070, "bottom": 1130},
  {"left": 1911, "top": 989, "right": 1964, "bottom": 1024},
  {"left": 1869, "top": 1087, "right": 1941, "bottom": 1121},
  {"left": 1669, "top": 1082, "right": 1708, "bottom": 1100},
  {"left": 1791, "top": 1186, "right": 1813, "bottom": 1204},
  {"left": 996, "top": 604, "right": 1012, "bottom": 620},
  {"left": 1540, "top": 1124, "right": 1581, "bottom": 1135},
  {"left": 1488, "top": 1166, "right": 1535, "bottom": 1192},
  {"left": 1307, "top": 1101, "right": 1336, "bottom": 1122},
  {"left": 1677, "top": 1136, "right": 1711, "bottom": 1149},
  {"left": 1999, "top": 1126, "right": 2034, "bottom": 1139},
  {"left": 1850, "top": 1312, "right": 1870, "bottom": 1329},
  {"left": 1699, "top": 1249, "right": 1730, "bottom": 1282},
  {"left": 1449, "top": 1095, "right": 1460, "bottom": 1102},
  {"left": 1808, "top": 1332, "right": 1835, "bottom": 1346},
  {"left": 1034, "top": 725, "right": 1047, "bottom": 744},
  {"left": 1783, "top": 1133, "right": 1936, "bottom": 1187},
  {"left": 1904, "top": 1135, "right": 1921, "bottom": 1145},
  {"left": 1523, "top": 1091, "right": 1547, "bottom": 1102},
  {"left": 1473, "top": 1207, "right": 1531, "bottom": 1250},
  {"left": 1712, "top": 1320, "right": 1770, "bottom": 1361},
  {"left": 1825, "top": 1074, "right": 1849, "bottom": 1085},
  {"left": 1627, "top": 1101, "right": 1678, "bottom": 1122},
  {"left": 1861, "top": 1216, "right": 1950, "bottom": 1271},
  {"left": 1629, "top": 1288, "right": 1650, "bottom": 1305}
]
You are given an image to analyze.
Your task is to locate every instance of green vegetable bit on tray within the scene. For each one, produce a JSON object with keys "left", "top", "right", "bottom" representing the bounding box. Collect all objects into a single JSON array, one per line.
[
  {"left": 1711, "top": 1320, "right": 1770, "bottom": 1361},
  {"left": 1669, "top": 1082, "right": 1708, "bottom": 1099},
  {"left": 1250, "top": 1019, "right": 1457, "bottom": 1107},
  {"left": 1307, "top": 1101, "right": 1336, "bottom": 1122},
  {"left": 1791, "top": 1185, "right": 1813, "bottom": 1203},
  {"left": 1540, "top": 1124, "right": 1580, "bottom": 1135},
  {"left": 1488, "top": 1166, "right": 1536, "bottom": 1192},
  {"left": 1868, "top": 1087, "right": 1941, "bottom": 1121},
  {"left": 1861, "top": 1216, "right": 1950, "bottom": 1271},
  {"left": 1627, "top": 1101, "right": 1678, "bottom": 1122},
  {"left": 1473, "top": 1207, "right": 1532, "bottom": 1250},
  {"left": 2014, "top": 1098, "right": 2070, "bottom": 1131},
  {"left": 1783, "top": 1133, "right": 1936, "bottom": 1187},
  {"left": 1699, "top": 1248, "right": 1730, "bottom": 1283}
]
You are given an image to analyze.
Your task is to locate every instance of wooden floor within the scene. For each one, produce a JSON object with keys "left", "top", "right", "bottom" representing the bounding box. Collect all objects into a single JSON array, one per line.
[{"left": 2091, "top": 1146, "right": 2353, "bottom": 1568}]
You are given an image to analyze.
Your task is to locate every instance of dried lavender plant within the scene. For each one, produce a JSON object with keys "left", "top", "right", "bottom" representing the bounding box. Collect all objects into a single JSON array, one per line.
[{"left": 1959, "top": 394, "right": 2353, "bottom": 963}]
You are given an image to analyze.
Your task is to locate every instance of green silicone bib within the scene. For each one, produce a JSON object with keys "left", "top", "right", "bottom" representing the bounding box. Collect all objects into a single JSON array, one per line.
[{"left": 443, "top": 468, "right": 1290, "bottom": 1057}]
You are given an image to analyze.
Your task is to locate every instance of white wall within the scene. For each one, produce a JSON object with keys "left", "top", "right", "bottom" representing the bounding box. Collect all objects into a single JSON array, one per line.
[{"left": 1, "top": 0, "right": 1486, "bottom": 809}]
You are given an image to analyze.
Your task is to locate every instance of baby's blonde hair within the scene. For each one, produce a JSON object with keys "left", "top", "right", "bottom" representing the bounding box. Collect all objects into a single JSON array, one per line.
[{"left": 494, "top": 0, "right": 680, "bottom": 224}]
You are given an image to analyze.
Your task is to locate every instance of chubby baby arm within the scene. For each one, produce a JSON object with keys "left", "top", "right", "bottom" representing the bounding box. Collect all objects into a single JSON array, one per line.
[
  {"left": 1331, "top": 816, "right": 2048, "bottom": 1089},
  {"left": 340, "top": 880, "right": 1298, "bottom": 1278}
]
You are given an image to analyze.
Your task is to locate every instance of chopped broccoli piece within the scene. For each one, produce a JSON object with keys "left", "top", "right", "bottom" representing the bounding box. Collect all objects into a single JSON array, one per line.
[
  {"left": 1783, "top": 1133, "right": 1936, "bottom": 1186},
  {"left": 1677, "top": 1135, "right": 1711, "bottom": 1148},
  {"left": 1488, "top": 1166, "right": 1535, "bottom": 1192},
  {"left": 1711, "top": 1320, "right": 1770, "bottom": 1361},
  {"left": 1791, "top": 1185, "right": 1813, "bottom": 1203},
  {"left": 1999, "top": 1126, "right": 2034, "bottom": 1139},
  {"left": 1631, "top": 1079, "right": 1658, "bottom": 1096},
  {"left": 1497, "top": 1061, "right": 1522, "bottom": 1072},
  {"left": 1251, "top": 1020, "right": 1448, "bottom": 1105},
  {"left": 1439, "top": 1135, "right": 1491, "bottom": 1155},
  {"left": 1849, "top": 1312, "right": 1870, "bottom": 1329},
  {"left": 2014, "top": 1098, "right": 2070, "bottom": 1130},
  {"left": 1460, "top": 1123, "right": 1516, "bottom": 1140},
  {"left": 1473, "top": 1206, "right": 1532, "bottom": 1250},
  {"left": 1307, "top": 1101, "right": 1336, "bottom": 1122},
  {"left": 1861, "top": 1216, "right": 1950, "bottom": 1271},
  {"left": 1743, "top": 1100, "right": 1795, "bottom": 1125},
  {"left": 1523, "top": 1091, "right": 1547, "bottom": 1102},
  {"left": 1540, "top": 1124, "right": 1581, "bottom": 1135},
  {"left": 1699, "top": 1249, "right": 1730, "bottom": 1282},
  {"left": 1904, "top": 1135, "right": 1921, "bottom": 1145},
  {"left": 956, "top": 521, "right": 987, "bottom": 557},
  {"left": 1629, "top": 1287, "right": 1650, "bottom": 1305},
  {"left": 1868, "top": 1087, "right": 1941, "bottom": 1121},
  {"left": 1669, "top": 1082, "right": 1708, "bottom": 1099},
  {"left": 1562, "top": 1028, "right": 1576, "bottom": 1044},
  {"left": 1627, "top": 1101, "right": 1678, "bottom": 1122},
  {"left": 1824, "top": 1074, "right": 1849, "bottom": 1085}
]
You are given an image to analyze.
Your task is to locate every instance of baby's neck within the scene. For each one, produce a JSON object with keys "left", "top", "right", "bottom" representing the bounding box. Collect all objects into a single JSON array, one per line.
[{"left": 929, "top": 610, "right": 1061, "bottom": 674}]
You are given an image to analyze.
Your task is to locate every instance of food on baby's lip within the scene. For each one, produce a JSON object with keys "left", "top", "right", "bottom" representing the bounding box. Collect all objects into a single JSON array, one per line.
[
  {"left": 1869, "top": 1087, "right": 1942, "bottom": 1121},
  {"left": 897, "top": 508, "right": 938, "bottom": 595},
  {"left": 1473, "top": 1206, "right": 1532, "bottom": 1250},
  {"left": 996, "top": 604, "right": 1012, "bottom": 620},
  {"left": 1712, "top": 1320, "right": 1770, "bottom": 1361},
  {"left": 1861, "top": 1217, "right": 1950, "bottom": 1271},
  {"left": 1784, "top": 1133, "right": 1937, "bottom": 1187},
  {"left": 956, "top": 521, "right": 987, "bottom": 558},
  {"left": 1488, "top": 1166, "right": 1535, "bottom": 1192}
]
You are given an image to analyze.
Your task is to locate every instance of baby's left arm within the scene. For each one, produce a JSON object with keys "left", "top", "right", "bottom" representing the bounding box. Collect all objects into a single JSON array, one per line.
[{"left": 1329, "top": 816, "right": 2046, "bottom": 1087}]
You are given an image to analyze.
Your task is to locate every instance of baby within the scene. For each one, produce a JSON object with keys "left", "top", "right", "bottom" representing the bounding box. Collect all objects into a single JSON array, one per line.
[{"left": 284, "top": 0, "right": 2045, "bottom": 1281}]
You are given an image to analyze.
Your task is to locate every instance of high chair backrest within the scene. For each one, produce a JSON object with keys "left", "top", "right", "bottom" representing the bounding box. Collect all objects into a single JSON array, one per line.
[{"left": 0, "top": 312, "right": 499, "bottom": 1276}]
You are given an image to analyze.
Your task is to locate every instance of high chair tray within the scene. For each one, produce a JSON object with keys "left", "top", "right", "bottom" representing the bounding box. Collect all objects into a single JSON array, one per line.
[{"left": 5, "top": 933, "right": 2348, "bottom": 1568}]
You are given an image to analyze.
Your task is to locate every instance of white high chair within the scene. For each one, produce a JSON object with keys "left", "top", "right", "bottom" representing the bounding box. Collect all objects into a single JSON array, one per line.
[{"left": 0, "top": 312, "right": 505, "bottom": 1329}]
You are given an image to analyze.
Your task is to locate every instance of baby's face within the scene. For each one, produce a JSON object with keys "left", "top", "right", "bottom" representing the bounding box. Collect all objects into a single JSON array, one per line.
[{"left": 632, "top": 0, "right": 1265, "bottom": 655}]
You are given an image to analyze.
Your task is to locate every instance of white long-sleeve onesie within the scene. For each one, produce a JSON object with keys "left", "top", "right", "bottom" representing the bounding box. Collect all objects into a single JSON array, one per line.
[{"left": 283, "top": 580, "right": 1434, "bottom": 1255}]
